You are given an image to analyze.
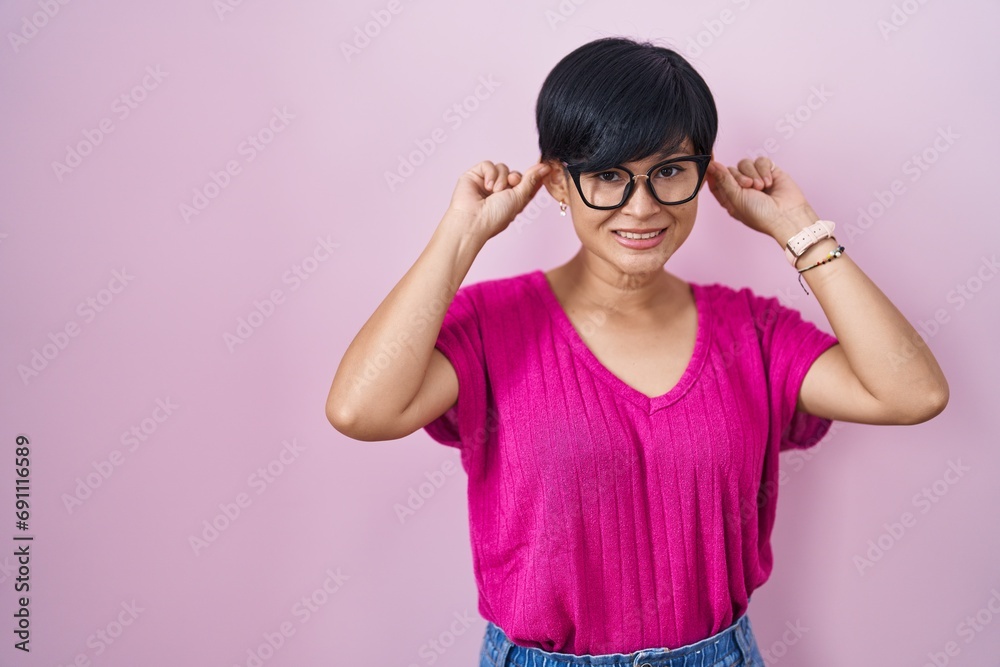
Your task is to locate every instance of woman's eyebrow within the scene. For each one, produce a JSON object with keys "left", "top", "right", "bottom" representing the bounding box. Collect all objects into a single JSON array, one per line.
[
  {"left": 651, "top": 146, "right": 689, "bottom": 160},
  {"left": 623, "top": 147, "right": 688, "bottom": 167}
]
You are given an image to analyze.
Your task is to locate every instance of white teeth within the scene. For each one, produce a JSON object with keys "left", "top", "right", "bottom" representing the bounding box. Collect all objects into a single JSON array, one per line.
[{"left": 615, "top": 229, "right": 662, "bottom": 240}]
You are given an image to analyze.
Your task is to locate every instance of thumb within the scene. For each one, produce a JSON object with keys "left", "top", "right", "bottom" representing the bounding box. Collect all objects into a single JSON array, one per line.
[{"left": 510, "top": 162, "right": 551, "bottom": 203}]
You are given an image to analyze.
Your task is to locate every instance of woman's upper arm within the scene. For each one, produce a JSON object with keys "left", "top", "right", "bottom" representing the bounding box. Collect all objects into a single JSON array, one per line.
[
  {"left": 397, "top": 347, "right": 459, "bottom": 438},
  {"left": 798, "top": 343, "right": 905, "bottom": 425}
]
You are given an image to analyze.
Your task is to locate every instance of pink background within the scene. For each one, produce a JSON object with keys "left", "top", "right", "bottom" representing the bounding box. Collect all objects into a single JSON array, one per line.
[{"left": 2, "top": 1, "right": 998, "bottom": 665}]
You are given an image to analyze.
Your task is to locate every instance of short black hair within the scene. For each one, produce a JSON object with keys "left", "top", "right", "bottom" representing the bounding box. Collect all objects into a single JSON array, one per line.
[{"left": 536, "top": 36, "right": 718, "bottom": 172}]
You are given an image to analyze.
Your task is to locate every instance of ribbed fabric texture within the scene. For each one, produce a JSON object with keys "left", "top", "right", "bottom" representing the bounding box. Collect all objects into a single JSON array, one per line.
[{"left": 422, "top": 269, "right": 839, "bottom": 655}]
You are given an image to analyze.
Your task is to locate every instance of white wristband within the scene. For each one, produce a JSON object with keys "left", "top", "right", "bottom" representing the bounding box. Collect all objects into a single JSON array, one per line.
[{"left": 784, "top": 220, "right": 836, "bottom": 267}]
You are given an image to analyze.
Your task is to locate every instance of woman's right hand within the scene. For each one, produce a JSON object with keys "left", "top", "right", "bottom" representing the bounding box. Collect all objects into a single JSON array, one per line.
[{"left": 443, "top": 159, "right": 552, "bottom": 242}]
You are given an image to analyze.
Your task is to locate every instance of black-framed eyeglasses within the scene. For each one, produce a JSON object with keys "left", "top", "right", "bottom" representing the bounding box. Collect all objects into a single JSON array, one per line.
[{"left": 560, "top": 154, "right": 712, "bottom": 209}]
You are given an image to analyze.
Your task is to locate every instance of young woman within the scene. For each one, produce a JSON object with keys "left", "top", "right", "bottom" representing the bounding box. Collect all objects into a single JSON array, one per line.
[{"left": 327, "top": 36, "right": 948, "bottom": 667}]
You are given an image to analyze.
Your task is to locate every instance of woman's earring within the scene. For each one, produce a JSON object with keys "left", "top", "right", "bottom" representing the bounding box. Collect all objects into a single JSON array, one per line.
[{"left": 559, "top": 201, "right": 567, "bottom": 216}]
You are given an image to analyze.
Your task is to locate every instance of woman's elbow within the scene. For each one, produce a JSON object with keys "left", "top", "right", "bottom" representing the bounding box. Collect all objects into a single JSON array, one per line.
[
  {"left": 326, "top": 399, "right": 360, "bottom": 437},
  {"left": 923, "top": 383, "right": 950, "bottom": 421},
  {"left": 898, "top": 383, "right": 950, "bottom": 425},
  {"left": 325, "top": 399, "right": 411, "bottom": 442}
]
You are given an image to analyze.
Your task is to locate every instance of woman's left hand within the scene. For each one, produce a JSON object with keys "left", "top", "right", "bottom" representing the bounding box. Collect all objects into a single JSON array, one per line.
[{"left": 705, "top": 156, "right": 819, "bottom": 239}]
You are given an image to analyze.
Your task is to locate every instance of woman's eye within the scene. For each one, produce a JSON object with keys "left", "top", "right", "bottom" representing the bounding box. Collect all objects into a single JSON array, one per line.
[
  {"left": 657, "top": 166, "right": 682, "bottom": 178},
  {"left": 596, "top": 171, "right": 620, "bottom": 182}
]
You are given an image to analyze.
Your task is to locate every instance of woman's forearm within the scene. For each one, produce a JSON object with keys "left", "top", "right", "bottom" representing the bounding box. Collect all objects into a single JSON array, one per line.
[
  {"left": 326, "top": 211, "right": 486, "bottom": 433},
  {"left": 771, "top": 210, "right": 949, "bottom": 420}
]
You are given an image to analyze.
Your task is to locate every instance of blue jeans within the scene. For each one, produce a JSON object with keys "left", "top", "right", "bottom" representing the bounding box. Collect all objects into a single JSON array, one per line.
[{"left": 478, "top": 611, "right": 766, "bottom": 667}]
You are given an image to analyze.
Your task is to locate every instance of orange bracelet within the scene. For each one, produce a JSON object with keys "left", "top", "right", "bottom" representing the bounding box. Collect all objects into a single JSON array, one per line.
[{"left": 797, "top": 244, "right": 845, "bottom": 295}]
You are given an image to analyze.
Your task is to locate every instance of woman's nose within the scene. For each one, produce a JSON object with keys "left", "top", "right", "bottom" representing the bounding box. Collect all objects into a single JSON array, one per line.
[{"left": 620, "top": 175, "right": 662, "bottom": 216}]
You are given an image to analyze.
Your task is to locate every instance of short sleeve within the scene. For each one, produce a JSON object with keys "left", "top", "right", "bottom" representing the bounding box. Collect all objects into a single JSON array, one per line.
[
  {"left": 421, "top": 284, "right": 489, "bottom": 455},
  {"left": 745, "top": 291, "right": 840, "bottom": 451}
]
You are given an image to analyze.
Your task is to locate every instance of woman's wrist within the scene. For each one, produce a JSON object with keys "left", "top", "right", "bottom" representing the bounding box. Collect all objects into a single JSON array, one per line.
[
  {"left": 769, "top": 205, "right": 822, "bottom": 249},
  {"left": 438, "top": 208, "right": 488, "bottom": 245}
]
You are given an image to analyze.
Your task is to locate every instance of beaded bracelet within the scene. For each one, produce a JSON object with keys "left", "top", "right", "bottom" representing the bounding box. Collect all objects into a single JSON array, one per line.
[{"left": 797, "top": 244, "right": 845, "bottom": 295}]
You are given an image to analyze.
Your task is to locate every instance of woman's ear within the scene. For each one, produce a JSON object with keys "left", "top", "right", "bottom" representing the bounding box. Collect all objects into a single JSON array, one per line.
[
  {"left": 700, "top": 155, "right": 716, "bottom": 191},
  {"left": 540, "top": 159, "right": 569, "bottom": 203}
]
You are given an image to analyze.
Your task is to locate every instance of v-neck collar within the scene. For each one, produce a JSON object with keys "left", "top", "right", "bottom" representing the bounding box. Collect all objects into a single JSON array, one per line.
[{"left": 528, "top": 269, "right": 711, "bottom": 415}]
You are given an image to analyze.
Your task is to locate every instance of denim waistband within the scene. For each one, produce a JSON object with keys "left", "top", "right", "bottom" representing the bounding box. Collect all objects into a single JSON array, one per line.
[{"left": 481, "top": 612, "right": 757, "bottom": 667}]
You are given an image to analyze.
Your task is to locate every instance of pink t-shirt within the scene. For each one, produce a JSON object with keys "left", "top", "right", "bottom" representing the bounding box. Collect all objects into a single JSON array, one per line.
[{"left": 422, "top": 268, "right": 839, "bottom": 655}]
